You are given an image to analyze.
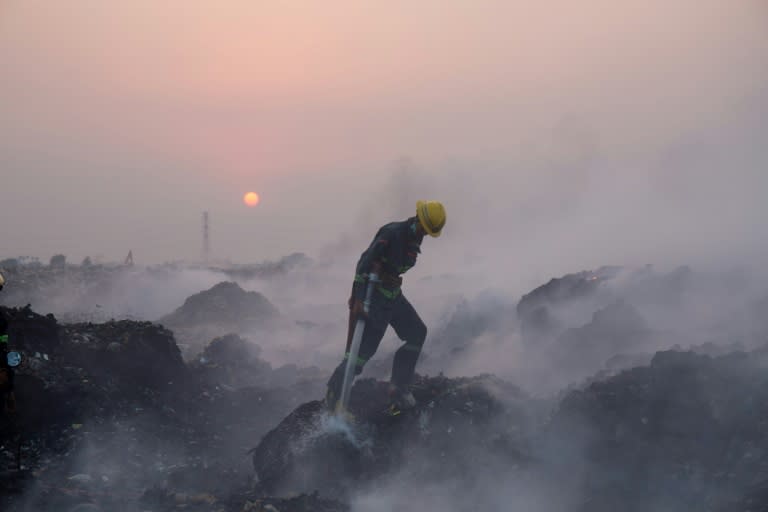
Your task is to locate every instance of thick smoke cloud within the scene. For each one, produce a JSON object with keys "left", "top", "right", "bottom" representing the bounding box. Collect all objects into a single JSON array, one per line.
[
  {"left": 1, "top": 0, "right": 766, "bottom": 265},
  {"left": 2, "top": 1, "right": 768, "bottom": 510}
]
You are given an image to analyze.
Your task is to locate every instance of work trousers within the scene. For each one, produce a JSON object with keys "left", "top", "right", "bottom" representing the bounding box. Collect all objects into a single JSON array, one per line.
[{"left": 327, "top": 291, "right": 427, "bottom": 397}]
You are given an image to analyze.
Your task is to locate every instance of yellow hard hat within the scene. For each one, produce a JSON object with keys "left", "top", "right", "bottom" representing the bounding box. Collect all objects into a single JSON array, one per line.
[{"left": 416, "top": 200, "right": 446, "bottom": 237}]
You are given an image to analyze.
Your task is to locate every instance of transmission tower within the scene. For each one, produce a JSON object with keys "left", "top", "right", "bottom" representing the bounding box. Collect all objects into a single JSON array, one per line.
[{"left": 202, "top": 211, "right": 210, "bottom": 263}]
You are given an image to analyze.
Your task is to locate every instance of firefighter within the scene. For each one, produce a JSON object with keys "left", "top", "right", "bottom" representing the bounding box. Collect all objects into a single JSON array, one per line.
[{"left": 326, "top": 200, "right": 446, "bottom": 412}]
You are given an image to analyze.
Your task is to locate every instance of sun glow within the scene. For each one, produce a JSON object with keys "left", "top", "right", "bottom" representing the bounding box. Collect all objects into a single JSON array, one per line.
[{"left": 244, "top": 192, "right": 260, "bottom": 207}]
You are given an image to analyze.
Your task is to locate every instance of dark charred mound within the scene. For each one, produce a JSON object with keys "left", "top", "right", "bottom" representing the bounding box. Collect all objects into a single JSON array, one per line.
[
  {"left": 190, "top": 334, "right": 323, "bottom": 390},
  {"left": 252, "top": 375, "right": 532, "bottom": 499},
  {"left": 518, "top": 267, "right": 618, "bottom": 315},
  {"left": 517, "top": 266, "right": 621, "bottom": 342},
  {"left": 161, "top": 282, "right": 279, "bottom": 355},
  {"left": 2, "top": 306, "right": 187, "bottom": 429},
  {"left": 161, "top": 281, "right": 278, "bottom": 329},
  {"left": 546, "top": 347, "right": 768, "bottom": 512},
  {"left": 0, "top": 306, "right": 198, "bottom": 511},
  {"left": 194, "top": 333, "right": 271, "bottom": 387},
  {"left": 516, "top": 265, "right": 706, "bottom": 349},
  {"left": 62, "top": 320, "right": 185, "bottom": 390},
  {"left": 0, "top": 305, "right": 331, "bottom": 512}
]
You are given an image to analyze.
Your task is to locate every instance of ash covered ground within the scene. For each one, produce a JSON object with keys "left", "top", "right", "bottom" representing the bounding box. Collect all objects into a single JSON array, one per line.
[{"left": 3, "top": 257, "right": 768, "bottom": 511}]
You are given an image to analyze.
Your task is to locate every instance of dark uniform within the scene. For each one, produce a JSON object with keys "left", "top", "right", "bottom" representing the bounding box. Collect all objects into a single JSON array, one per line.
[
  {"left": 326, "top": 217, "right": 428, "bottom": 404},
  {"left": 0, "top": 312, "right": 15, "bottom": 414}
]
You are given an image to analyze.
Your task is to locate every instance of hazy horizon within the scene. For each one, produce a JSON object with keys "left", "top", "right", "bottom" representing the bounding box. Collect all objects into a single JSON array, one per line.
[{"left": 2, "top": 0, "right": 767, "bottom": 282}]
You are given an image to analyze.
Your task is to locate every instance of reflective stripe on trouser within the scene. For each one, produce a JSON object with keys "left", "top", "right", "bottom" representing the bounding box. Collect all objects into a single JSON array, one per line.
[
  {"left": 377, "top": 286, "right": 401, "bottom": 300},
  {"left": 344, "top": 352, "right": 368, "bottom": 367}
]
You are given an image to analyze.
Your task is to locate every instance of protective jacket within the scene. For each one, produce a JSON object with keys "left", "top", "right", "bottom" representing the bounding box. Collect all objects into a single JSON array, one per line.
[{"left": 352, "top": 217, "right": 424, "bottom": 301}]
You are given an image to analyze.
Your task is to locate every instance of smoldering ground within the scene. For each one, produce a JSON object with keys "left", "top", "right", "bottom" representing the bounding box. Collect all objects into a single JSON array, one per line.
[
  {"left": 5, "top": 248, "right": 768, "bottom": 512},
  {"left": 1, "top": 1, "right": 767, "bottom": 509}
]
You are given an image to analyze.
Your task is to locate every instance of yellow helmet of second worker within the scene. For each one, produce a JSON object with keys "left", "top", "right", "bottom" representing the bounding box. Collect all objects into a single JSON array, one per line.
[{"left": 416, "top": 200, "right": 446, "bottom": 238}]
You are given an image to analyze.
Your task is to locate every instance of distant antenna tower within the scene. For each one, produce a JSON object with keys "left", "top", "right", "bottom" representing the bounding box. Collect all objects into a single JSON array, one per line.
[{"left": 202, "top": 211, "right": 210, "bottom": 263}]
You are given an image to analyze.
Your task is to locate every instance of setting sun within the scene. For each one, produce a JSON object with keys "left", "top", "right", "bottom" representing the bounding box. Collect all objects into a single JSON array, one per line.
[{"left": 244, "top": 192, "right": 260, "bottom": 207}]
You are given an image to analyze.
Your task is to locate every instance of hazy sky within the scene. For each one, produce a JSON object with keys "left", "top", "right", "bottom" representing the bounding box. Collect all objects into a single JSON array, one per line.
[{"left": 1, "top": 1, "right": 767, "bottom": 276}]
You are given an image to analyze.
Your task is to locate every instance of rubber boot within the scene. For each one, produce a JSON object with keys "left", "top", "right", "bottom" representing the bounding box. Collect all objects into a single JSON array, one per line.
[{"left": 388, "top": 383, "right": 416, "bottom": 412}]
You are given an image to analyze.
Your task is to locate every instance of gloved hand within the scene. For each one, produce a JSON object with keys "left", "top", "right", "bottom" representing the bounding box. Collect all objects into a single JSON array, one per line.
[{"left": 350, "top": 298, "right": 367, "bottom": 319}]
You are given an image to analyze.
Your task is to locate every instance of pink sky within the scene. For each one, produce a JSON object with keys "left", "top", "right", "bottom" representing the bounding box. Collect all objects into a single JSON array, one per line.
[{"left": 1, "top": 1, "right": 767, "bottom": 272}]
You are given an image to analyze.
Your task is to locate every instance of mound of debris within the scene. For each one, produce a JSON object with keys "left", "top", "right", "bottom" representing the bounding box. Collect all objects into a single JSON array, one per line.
[
  {"left": 191, "top": 334, "right": 323, "bottom": 390},
  {"left": 161, "top": 282, "right": 279, "bottom": 355},
  {"left": 517, "top": 266, "right": 621, "bottom": 343},
  {"left": 198, "top": 333, "right": 268, "bottom": 370},
  {"left": 547, "top": 347, "right": 768, "bottom": 512},
  {"left": 512, "top": 265, "right": 733, "bottom": 388},
  {"left": 62, "top": 320, "right": 186, "bottom": 390},
  {"left": 0, "top": 305, "right": 329, "bottom": 512},
  {"left": 1, "top": 306, "right": 189, "bottom": 432},
  {"left": 252, "top": 374, "right": 532, "bottom": 499},
  {"left": 10, "top": 280, "right": 768, "bottom": 512},
  {"left": 162, "top": 282, "right": 278, "bottom": 329}
]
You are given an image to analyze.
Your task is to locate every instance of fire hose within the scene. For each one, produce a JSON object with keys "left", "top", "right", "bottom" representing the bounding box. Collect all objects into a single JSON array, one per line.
[{"left": 336, "top": 272, "right": 379, "bottom": 415}]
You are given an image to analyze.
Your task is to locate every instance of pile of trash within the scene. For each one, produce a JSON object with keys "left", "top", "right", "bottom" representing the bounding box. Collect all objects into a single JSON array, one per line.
[
  {"left": 161, "top": 282, "right": 278, "bottom": 329},
  {"left": 250, "top": 344, "right": 768, "bottom": 511},
  {"left": 251, "top": 374, "right": 532, "bottom": 499},
  {"left": 190, "top": 333, "right": 324, "bottom": 390},
  {"left": 546, "top": 347, "right": 768, "bottom": 512},
  {"left": 516, "top": 266, "right": 622, "bottom": 345},
  {"left": 0, "top": 305, "right": 328, "bottom": 512},
  {"left": 161, "top": 282, "right": 279, "bottom": 354},
  {"left": 506, "top": 264, "right": 768, "bottom": 391}
]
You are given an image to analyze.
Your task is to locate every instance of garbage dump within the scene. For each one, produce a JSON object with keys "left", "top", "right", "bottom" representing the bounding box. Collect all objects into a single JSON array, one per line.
[
  {"left": 251, "top": 375, "right": 532, "bottom": 499},
  {"left": 4, "top": 265, "right": 768, "bottom": 511}
]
